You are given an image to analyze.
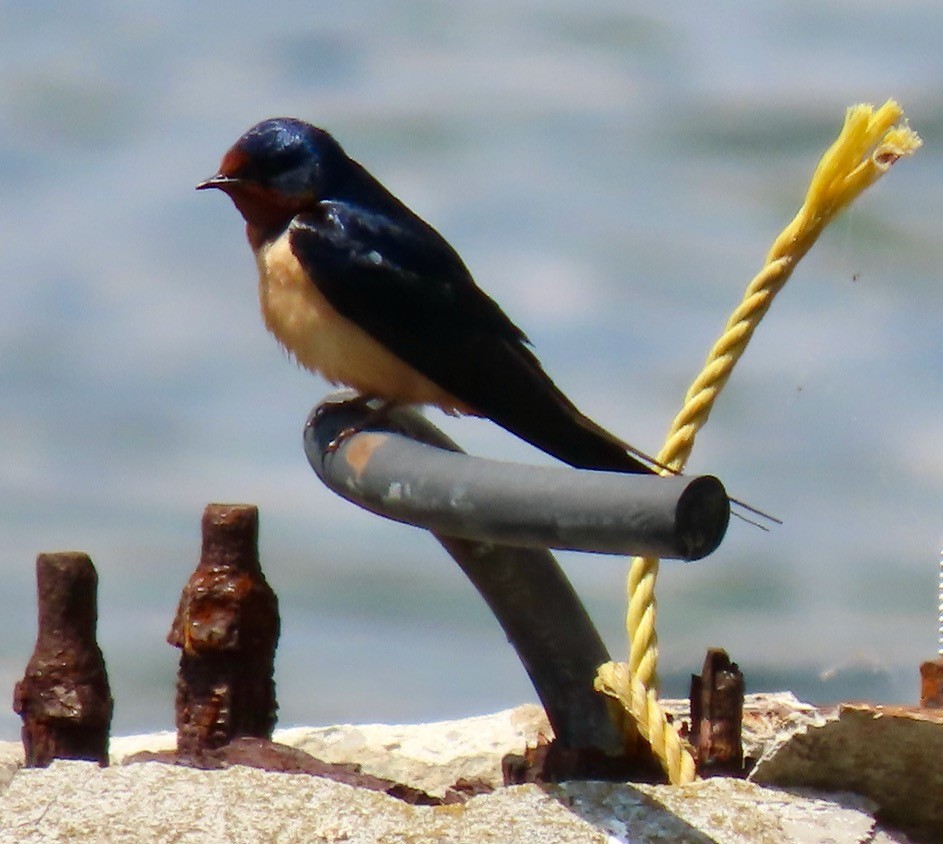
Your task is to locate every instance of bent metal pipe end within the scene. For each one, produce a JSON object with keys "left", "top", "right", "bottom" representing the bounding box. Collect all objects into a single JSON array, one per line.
[{"left": 304, "top": 394, "right": 728, "bottom": 561}]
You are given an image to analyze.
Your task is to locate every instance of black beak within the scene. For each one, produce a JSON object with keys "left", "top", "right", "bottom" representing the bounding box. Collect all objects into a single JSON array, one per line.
[{"left": 196, "top": 174, "right": 240, "bottom": 191}]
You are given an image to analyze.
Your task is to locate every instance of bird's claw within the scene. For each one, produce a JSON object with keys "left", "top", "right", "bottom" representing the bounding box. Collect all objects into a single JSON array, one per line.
[
  {"left": 326, "top": 424, "right": 360, "bottom": 454},
  {"left": 316, "top": 396, "right": 397, "bottom": 454}
]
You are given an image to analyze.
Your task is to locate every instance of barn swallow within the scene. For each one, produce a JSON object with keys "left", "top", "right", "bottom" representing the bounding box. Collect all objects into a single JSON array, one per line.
[{"left": 197, "top": 117, "right": 661, "bottom": 475}]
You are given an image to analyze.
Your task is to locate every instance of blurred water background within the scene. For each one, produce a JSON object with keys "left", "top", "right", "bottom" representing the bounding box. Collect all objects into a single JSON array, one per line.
[{"left": 0, "top": 1, "right": 941, "bottom": 740}]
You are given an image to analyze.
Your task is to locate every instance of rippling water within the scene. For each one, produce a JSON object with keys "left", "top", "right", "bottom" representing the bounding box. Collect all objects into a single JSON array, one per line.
[{"left": 0, "top": 2, "right": 941, "bottom": 738}]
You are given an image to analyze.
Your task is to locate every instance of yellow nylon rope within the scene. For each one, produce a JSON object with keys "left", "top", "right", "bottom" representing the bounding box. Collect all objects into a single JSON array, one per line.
[{"left": 595, "top": 100, "right": 921, "bottom": 784}]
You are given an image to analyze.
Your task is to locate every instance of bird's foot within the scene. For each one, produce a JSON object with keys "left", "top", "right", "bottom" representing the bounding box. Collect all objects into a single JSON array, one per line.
[{"left": 320, "top": 397, "right": 397, "bottom": 454}]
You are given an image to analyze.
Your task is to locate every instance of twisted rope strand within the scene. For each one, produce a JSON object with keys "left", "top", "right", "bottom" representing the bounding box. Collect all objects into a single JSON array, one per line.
[{"left": 595, "top": 101, "right": 920, "bottom": 785}]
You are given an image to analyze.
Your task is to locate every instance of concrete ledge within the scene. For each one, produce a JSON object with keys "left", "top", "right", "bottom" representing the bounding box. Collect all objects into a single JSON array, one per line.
[{"left": 0, "top": 699, "right": 927, "bottom": 843}]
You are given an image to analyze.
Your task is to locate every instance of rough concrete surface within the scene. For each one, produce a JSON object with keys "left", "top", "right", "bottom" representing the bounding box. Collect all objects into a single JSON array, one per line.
[{"left": 0, "top": 700, "right": 928, "bottom": 843}]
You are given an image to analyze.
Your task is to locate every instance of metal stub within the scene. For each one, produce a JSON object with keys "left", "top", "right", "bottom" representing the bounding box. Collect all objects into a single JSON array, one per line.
[
  {"left": 13, "top": 552, "right": 113, "bottom": 767},
  {"left": 167, "top": 504, "right": 280, "bottom": 758},
  {"left": 690, "top": 647, "right": 745, "bottom": 777},
  {"left": 920, "top": 658, "right": 943, "bottom": 709}
]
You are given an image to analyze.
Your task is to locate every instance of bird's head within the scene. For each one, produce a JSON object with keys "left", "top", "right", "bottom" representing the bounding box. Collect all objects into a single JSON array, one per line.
[{"left": 197, "top": 118, "right": 344, "bottom": 239}]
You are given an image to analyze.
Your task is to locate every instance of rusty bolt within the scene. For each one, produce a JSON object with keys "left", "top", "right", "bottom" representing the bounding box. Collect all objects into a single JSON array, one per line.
[
  {"left": 168, "top": 504, "right": 280, "bottom": 758},
  {"left": 13, "top": 552, "right": 113, "bottom": 767},
  {"left": 690, "top": 647, "right": 745, "bottom": 777}
]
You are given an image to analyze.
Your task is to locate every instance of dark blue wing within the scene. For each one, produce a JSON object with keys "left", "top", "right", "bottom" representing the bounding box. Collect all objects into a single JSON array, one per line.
[
  {"left": 289, "top": 200, "right": 651, "bottom": 473},
  {"left": 290, "top": 200, "right": 527, "bottom": 349}
]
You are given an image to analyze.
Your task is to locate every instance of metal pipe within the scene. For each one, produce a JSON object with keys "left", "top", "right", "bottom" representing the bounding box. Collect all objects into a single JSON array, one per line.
[
  {"left": 434, "top": 534, "right": 625, "bottom": 752},
  {"left": 303, "top": 394, "right": 728, "bottom": 562},
  {"left": 302, "top": 393, "right": 731, "bottom": 752}
]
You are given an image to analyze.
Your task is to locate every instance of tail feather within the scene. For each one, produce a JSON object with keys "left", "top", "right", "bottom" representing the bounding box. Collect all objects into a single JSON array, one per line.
[
  {"left": 418, "top": 333, "right": 778, "bottom": 528},
  {"left": 455, "top": 338, "right": 656, "bottom": 474},
  {"left": 440, "top": 339, "right": 780, "bottom": 529},
  {"left": 494, "top": 389, "right": 655, "bottom": 474}
]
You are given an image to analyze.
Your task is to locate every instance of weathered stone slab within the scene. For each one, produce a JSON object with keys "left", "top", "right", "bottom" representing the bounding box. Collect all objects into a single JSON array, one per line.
[{"left": 752, "top": 702, "right": 943, "bottom": 841}]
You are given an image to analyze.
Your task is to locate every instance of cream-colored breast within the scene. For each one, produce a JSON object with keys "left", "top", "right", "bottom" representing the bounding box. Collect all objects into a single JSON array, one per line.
[{"left": 255, "top": 231, "right": 468, "bottom": 413}]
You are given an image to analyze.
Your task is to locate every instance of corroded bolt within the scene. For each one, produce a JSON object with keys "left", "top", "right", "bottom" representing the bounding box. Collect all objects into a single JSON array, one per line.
[
  {"left": 167, "top": 504, "right": 280, "bottom": 758},
  {"left": 13, "top": 552, "right": 113, "bottom": 767},
  {"left": 920, "top": 659, "right": 943, "bottom": 708},
  {"left": 690, "top": 647, "right": 745, "bottom": 776}
]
